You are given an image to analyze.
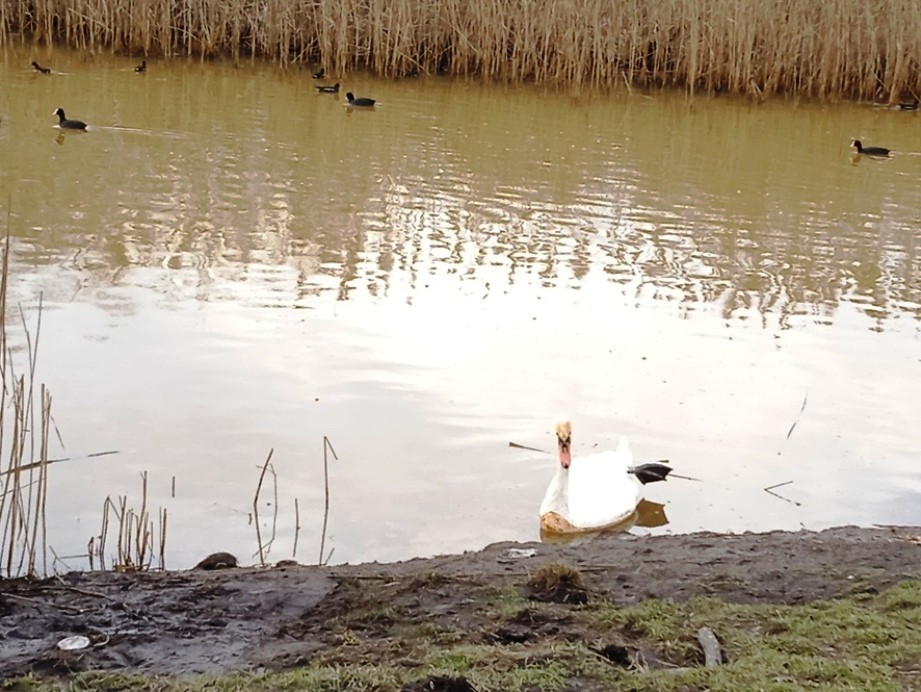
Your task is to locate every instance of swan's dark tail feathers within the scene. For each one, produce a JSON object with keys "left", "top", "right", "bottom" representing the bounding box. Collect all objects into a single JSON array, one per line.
[
  {"left": 630, "top": 461, "right": 702, "bottom": 484},
  {"left": 629, "top": 462, "right": 673, "bottom": 484}
]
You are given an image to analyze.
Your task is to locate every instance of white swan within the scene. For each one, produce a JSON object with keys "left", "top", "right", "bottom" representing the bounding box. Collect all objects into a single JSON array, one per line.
[{"left": 539, "top": 420, "right": 642, "bottom": 534}]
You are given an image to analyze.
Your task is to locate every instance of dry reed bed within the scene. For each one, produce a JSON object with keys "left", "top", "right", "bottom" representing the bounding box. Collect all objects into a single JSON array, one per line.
[
  {"left": 2, "top": 0, "right": 921, "bottom": 100},
  {"left": 0, "top": 232, "right": 52, "bottom": 579}
]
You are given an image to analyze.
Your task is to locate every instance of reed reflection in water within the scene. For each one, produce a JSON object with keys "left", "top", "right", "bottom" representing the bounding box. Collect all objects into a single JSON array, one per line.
[{"left": 1, "top": 47, "right": 920, "bottom": 568}]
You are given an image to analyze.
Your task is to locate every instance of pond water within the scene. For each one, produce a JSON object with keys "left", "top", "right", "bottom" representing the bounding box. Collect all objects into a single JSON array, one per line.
[{"left": 1, "top": 46, "right": 920, "bottom": 570}]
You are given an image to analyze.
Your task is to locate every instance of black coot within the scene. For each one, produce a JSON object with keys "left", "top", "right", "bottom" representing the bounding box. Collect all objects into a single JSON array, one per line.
[
  {"left": 852, "top": 140, "right": 890, "bottom": 157},
  {"left": 53, "top": 108, "right": 87, "bottom": 130},
  {"left": 346, "top": 92, "right": 376, "bottom": 107}
]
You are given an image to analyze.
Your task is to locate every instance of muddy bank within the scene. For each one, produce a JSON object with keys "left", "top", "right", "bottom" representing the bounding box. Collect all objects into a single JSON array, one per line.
[{"left": 1, "top": 525, "right": 919, "bottom": 679}]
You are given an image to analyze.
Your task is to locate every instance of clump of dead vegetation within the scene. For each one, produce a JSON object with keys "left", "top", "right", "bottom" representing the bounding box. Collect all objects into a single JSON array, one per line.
[
  {"left": 527, "top": 563, "right": 588, "bottom": 604},
  {"left": 91, "top": 471, "right": 167, "bottom": 572}
]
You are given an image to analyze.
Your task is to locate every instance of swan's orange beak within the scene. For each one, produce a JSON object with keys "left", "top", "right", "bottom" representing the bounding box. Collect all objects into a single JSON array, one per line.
[{"left": 557, "top": 432, "right": 571, "bottom": 468}]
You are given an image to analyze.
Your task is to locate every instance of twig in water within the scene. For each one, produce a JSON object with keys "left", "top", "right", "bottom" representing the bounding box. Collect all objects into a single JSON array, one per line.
[
  {"left": 293, "top": 497, "right": 301, "bottom": 558},
  {"left": 786, "top": 392, "right": 808, "bottom": 440},
  {"left": 319, "top": 436, "right": 338, "bottom": 566},
  {"left": 508, "top": 441, "right": 547, "bottom": 453},
  {"left": 0, "top": 449, "right": 119, "bottom": 477},
  {"left": 668, "top": 472, "right": 703, "bottom": 482},
  {"left": 49, "top": 546, "right": 90, "bottom": 575},
  {"left": 252, "top": 449, "right": 274, "bottom": 567},
  {"left": 135, "top": 471, "right": 149, "bottom": 566},
  {"left": 764, "top": 481, "right": 793, "bottom": 492},
  {"left": 265, "top": 461, "right": 279, "bottom": 556},
  {"left": 764, "top": 480, "right": 800, "bottom": 506},
  {"left": 157, "top": 507, "right": 167, "bottom": 571}
]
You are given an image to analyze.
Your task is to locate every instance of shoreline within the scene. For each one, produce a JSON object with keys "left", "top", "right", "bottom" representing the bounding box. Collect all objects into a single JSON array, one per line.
[{"left": 2, "top": 523, "right": 920, "bottom": 685}]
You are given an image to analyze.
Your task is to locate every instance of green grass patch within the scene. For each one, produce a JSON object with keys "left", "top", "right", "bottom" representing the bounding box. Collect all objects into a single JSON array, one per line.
[{"left": 6, "top": 581, "right": 921, "bottom": 692}]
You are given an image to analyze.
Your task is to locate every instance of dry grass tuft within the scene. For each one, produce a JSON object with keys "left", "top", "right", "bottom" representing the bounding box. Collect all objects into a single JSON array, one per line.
[{"left": 527, "top": 563, "right": 588, "bottom": 604}]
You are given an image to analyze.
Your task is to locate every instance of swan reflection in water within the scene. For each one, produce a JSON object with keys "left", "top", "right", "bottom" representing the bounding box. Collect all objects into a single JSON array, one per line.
[{"left": 540, "top": 498, "right": 669, "bottom": 545}]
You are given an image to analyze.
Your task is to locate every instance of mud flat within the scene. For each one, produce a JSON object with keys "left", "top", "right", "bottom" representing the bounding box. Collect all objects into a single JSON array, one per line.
[{"left": 2, "top": 525, "right": 920, "bottom": 690}]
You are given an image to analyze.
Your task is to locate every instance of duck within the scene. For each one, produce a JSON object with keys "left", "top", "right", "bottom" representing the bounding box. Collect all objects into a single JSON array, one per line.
[
  {"left": 134, "top": 60, "right": 147, "bottom": 73},
  {"left": 539, "top": 420, "right": 644, "bottom": 534},
  {"left": 345, "top": 92, "right": 376, "bottom": 107},
  {"left": 31, "top": 61, "right": 51, "bottom": 74},
  {"left": 851, "top": 140, "right": 890, "bottom": 157},
  {"left": 316, "top": 82, "right": 340, "bottom": 93},
  {"left": 53, "top": 108, "right": 87, "bottom": 130},
  {"left": 898, "top": 99, "right": 918, "bottom": 111},
  {"left": 312, "top": 67, "right": 325, "bottom": 79}
]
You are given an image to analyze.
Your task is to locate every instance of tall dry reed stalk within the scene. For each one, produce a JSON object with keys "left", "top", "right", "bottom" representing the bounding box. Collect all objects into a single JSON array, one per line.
[
  {"left": 2, "top": 0, "right": 920, "bottom": 101},
  {"left": 252, "top": 448, "right": 278, "bottom": 566},
  {"left": 318, "top": 435, "right": 336, "bottom": 566},
  {"left": 0, "top": 229, "right": 53, "bottom": 579}
]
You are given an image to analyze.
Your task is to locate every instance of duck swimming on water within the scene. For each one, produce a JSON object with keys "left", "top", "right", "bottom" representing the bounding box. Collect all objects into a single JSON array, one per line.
[
  {"left": 851, "top": 140, "right": 890, "bottom": 157},
  {"left": 316, "top": 82, "right": 340, "bottom": 93},
  {"left": 345, "top": 92, "right": 376, "bottom": 107},
  {"left": 53, "top": 108, "right": 87, "bottom": 130},
  {"left": 31, "top": 61, "right": 51, "bottom": 74}
]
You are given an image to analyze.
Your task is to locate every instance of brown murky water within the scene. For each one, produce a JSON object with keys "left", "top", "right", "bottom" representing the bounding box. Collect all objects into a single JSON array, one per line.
[{"left": 1, "top": 46, "right": 920, "bottom": 570}]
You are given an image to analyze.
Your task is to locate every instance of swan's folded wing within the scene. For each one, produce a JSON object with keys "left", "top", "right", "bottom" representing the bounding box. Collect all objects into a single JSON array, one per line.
[{"left": 567, "top": 449, "right": 639, "bottom": 528}]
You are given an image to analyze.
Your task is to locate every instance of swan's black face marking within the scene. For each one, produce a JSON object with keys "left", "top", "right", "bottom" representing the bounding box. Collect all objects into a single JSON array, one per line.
[{"left": 557, "top": 433, "right": 572, "bottom": 468}]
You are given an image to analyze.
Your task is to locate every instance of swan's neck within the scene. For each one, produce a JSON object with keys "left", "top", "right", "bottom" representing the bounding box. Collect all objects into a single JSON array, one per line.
[{"left": 539, "top": 463, "right": 569, "bottom": 519}]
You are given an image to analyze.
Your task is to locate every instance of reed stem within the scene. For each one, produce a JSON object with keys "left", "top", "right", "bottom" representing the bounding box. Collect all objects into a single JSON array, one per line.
[
  {"left": 319, "top": 435, "right": 337, "bottom": 566},
  {"left": 252, "top": 448, "right": 274, "bottom": 567}
]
